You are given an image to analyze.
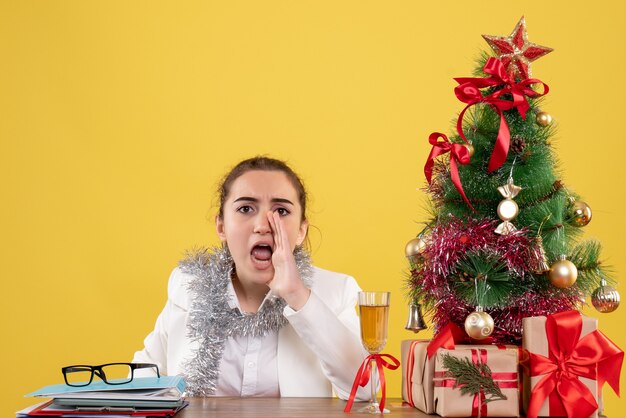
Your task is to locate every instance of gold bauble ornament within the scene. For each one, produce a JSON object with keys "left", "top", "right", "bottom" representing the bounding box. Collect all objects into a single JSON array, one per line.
[
  {"left": 592, "top": 279, "right": 620, "bottom": 313},
  {"left": 464, "top": 143, "right": 475, "bottom": 158},
  {"left": 569, "top": 200, "right": 592, "bottom": 227},
  {"left": 464, "top": 308, "right": 494, "bottom": 340},
  {"left": 405, "top": 237, "right": 427, "bottom": 258},
  {"left": 536, "top": 111, "right": 552, "bottom": 127},
  {"left": 548, "top": 256, "right": 578, "bottom": 289}
]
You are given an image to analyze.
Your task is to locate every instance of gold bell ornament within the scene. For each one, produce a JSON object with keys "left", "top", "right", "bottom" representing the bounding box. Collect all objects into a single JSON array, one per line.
[
  {"left": 495, "top": 177, "right": 522, "bottom": 235},
  {"left": 404, "top": 297, "right": 427, "bottom": 333},
  {"left": 592, "top": 278, "right": 620, "bottom": 313},
  {"left": 548, "top": 255, "right": 578, "bottom": 289}
]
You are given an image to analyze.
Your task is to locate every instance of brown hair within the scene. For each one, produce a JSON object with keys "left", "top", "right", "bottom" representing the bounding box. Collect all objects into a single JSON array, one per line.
[{"left": 217, "top": 156, "right": 308, "bottom": 222}]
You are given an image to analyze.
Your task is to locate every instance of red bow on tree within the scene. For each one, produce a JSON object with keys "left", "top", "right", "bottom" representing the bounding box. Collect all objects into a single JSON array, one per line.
[
  {"left": 527, "top": 310, "right": 624, "bottom": 418},
  {"left": 454, "top": 57, "right": 549, "bottom": 173},
  {"left": 424, "top": 132, "right": 474, "bottom": 211}
]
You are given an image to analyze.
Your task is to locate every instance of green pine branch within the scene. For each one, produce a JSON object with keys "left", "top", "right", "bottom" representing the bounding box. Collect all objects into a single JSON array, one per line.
[
  {"left": 440, "top": 353, "right": 507, "bottom": 403},
  {"left": 570, "top": 240, "right": 615, "bottom": 294},
  {"left": 452, "top": 250, "right": 513, "bottom": 308}
]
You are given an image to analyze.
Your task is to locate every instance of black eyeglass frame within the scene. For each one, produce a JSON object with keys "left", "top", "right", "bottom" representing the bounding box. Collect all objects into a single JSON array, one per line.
[{"left": 61, "top": 362, "right": 160, "bottom": 387}]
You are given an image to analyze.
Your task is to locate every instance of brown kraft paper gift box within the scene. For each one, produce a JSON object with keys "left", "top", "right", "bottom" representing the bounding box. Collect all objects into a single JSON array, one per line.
[
  {"left": 401, "top": 340, "right": 436, "bottom": 414},
  {"left": 522, "top": 314, "right": 599, "bottom": 418},
  {"left": 433, "top": 347, "right": 520, "bottom": 417},
  {"left": 402, "top": 340, "right": 521, "bottom": 415}
]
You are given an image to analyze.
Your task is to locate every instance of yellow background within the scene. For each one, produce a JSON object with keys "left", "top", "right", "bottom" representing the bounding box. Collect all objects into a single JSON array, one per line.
[{"left": 2, "top": 1, "right": 625, "bottom": 415}]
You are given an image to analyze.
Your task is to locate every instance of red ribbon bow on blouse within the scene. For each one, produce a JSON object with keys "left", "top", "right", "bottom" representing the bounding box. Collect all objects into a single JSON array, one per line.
[
  {"left": 454, "top": 57, "right": 549, "bottom": 173},
  {"left": 424, "top": 132, "right": 474, "bottom": 211},
  {"left": 526, "top": 310, "right": 624, "bottom": 418},
  {"left": 344, "top": 353, "right": 400, "bottom": 413}
]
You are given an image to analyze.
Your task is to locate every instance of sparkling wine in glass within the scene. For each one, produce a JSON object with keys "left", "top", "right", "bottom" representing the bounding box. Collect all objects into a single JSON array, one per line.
[{"left": 358, "top": 291, "right": 390, "bottom": 414}]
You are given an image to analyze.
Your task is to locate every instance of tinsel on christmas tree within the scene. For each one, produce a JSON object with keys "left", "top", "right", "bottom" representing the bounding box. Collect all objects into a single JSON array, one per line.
[{"left": 406, "top": 17, "right": 620, "bottom": 344}]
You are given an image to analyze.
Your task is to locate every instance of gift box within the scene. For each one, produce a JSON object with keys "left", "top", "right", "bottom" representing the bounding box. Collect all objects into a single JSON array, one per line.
[
  {"left": 433, "top": 347, "right": 520, "bottom": 417},
  {"left": 401, "top": 340, "right": 436, "bottom": 414},
  {"left": 522, "top": 311, "right": 623, "bottom": 418},
  {"left": 402, "top": 338, "right": 521, "bottom": 416}
]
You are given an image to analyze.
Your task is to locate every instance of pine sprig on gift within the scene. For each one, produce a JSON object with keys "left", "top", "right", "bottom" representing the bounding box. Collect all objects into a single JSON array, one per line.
[{"left": 440, "top": 353, "right": 507, "bottom": 403}]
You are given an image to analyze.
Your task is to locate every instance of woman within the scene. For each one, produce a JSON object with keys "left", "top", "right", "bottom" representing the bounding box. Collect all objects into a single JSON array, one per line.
[{"left": 132, "top": 156, "right": 369, "bottom": 400}]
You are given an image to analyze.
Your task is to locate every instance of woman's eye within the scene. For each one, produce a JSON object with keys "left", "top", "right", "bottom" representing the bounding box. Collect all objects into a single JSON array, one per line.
[
  {"left": 237, "top": 206, "right": 253, "bottom": 214},
  {"left": 275, "top": 207, "right": 290, "bottom": 216}
]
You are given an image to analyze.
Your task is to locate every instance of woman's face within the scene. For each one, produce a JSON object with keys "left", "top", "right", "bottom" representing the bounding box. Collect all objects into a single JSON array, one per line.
[{"left": 216, "top": 170, "right": 308, "bottom": 286}]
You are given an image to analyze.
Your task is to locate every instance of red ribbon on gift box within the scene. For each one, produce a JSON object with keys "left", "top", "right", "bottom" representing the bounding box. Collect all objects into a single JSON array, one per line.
[
  {"left": 454, "top": 57, "right": 548, "bottom": 173},
  {"left": 344, "top": 353, "right": 400, "bottom": 413},
  {"left": 424, "top": 132, "right": 474, "bottom": 211},
  {"left": 426, "top": 323, "right": 527, "bottom": 413},
  {"left": 434, "top": 348, "right": 519, "bottom": 417},
  {"left": 526, "top": 310, "right": 624, "bottom": 418},
  {"left": 426, "top": 322, "right": 499, "bottom": 359},
  {"left": 404, "top": 341, "right": 421, "bottom": 407}
]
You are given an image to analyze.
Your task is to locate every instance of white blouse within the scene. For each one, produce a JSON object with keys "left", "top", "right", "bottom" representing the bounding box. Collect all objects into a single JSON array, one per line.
[{"left": 216, "top": 282, "right": 280, "bottom": 396}]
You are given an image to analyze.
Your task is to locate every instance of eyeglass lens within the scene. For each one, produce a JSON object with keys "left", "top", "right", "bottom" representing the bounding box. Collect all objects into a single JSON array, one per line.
[{"left": 65, "top": 364, "right": 133, "bottom": 386}]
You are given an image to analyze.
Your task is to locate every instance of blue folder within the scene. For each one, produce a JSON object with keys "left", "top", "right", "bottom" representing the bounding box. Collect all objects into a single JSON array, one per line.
[{"left": 25, "top": 376, "right": 186, "bottom": 399}]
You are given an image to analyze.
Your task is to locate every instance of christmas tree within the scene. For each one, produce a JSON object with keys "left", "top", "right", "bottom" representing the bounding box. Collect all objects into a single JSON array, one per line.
[{"left": 406, "top": 17, "right": 620, "bottom": 344}]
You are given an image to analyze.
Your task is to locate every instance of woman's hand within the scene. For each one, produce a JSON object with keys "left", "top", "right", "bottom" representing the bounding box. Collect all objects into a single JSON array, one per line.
[{"left": 266, "top": 211, "right": 310, "bottom": 310}]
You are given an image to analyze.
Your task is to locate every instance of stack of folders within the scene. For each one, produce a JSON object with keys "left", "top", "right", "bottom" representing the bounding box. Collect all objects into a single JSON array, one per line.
[{"left": 18, "top": 376, "right": 187, "bottom": 418}]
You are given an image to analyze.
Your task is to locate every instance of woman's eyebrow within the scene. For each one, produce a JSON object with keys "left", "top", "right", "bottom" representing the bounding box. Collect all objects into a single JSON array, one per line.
[
  {"left": 233, "top": 196, "right": 258, "bottom": 203},
  {"left": 271, "top": 198, "right": 294, "bottom": 206},
  {"left": 233, "top": 196, "right": 294, "bottom": 206}
]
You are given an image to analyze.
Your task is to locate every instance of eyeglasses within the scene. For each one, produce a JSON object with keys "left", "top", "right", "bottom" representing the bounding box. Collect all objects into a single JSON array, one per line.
[{"left": 61, "top": 363, "right": 160, "bottom": 387}]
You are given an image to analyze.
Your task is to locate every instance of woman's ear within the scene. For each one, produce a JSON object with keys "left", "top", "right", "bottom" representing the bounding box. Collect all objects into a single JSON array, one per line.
[
  {"left": 215, "top": 216, "right": 227, "bottom": 242},
  {"left": 295, "top": 219, "right": 309, "bottom": 247}
]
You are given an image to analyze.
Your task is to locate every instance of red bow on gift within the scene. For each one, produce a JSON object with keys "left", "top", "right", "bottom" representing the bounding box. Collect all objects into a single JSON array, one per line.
[
  {"left": 426, "top": 322, "right": 505, "bottom": 359},
  {"left": 424, "top": 132, "right": 474, "bottom": 211},
  {"left": 454, "top": 57, "right": 549, "bottom": 173},
  {"left": 344, "top": 353, "right": 400, "bottom": 413},
  {"left": 427, "top": 322, "right": 470, "bottom": 359},
  {"left": 527, "top": 310, "right": 624, "bottom": 418}
]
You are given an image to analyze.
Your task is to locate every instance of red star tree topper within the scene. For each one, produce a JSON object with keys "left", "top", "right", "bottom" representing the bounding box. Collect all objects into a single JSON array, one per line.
[{"left": 482, "top": 16, "right": 553, "bottom": 80}]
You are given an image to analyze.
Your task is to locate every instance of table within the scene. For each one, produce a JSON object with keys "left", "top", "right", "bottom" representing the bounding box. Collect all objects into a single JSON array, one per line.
[{"left": 178, "top": 397, "right": 429, "bottom": 417}]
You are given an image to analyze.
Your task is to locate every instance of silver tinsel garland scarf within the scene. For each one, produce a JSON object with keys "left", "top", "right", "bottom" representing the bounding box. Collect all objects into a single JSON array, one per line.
[{"left": 180, "top": 246, "right": 313, "bottom": 396}]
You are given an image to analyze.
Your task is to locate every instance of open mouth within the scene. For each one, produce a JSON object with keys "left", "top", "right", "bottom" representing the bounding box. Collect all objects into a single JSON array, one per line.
[{"left": 251, "top": 244, "right": 273, "bottom": 268}]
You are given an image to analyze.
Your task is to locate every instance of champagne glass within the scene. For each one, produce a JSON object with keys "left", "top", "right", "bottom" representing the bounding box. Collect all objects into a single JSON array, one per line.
[{"left": 358, "top": 291, "right": 391, "bottom": 414}]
